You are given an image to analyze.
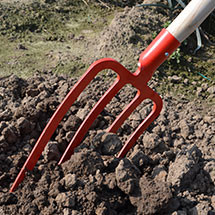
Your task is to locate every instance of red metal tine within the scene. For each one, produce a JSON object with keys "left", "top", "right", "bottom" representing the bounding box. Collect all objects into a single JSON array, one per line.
[
  {"left": 116, "top": 89, "right": 163, "bottom": 158},
  {"left": 107, "top": 91, "right": 147, "bottom": 134}
]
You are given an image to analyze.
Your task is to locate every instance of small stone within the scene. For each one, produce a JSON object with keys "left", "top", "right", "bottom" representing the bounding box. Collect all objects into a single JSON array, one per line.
[
  {"left": 2, "top": 126, "right": 17, "bottom": 144},
  {"left": 196, "top": 87, "right": 203, "bottom": 96},
  {"left": 184, "top": 79, "right": 189, "bottom": 85},
  {"left": 173, "top": 138, "right": 185, "bottom": 148},
  {"left": 92, "top": 132, "right": 122, "bottom": 155},
  {"left": 95, "top": 169, "right": 103, "bottom": 185},
  {"left": 167, "top": 145, "right": 201, "bottom": 188},
  {"left": 42, "top": 141, "right": 61, "bottom": 161},
  {"left": 152, "top": 165, "right": 167, "bottom": 182},
  {"left": 76, "top": 104, "right": 90, "bottom": 120},
  {"left": 63, "top": 173, "right": 77, "bottom": 188},
  {"left": 168, "top": 75, "right": 182, "bottom": 83},
  {"left": 129, "top": 112, "right": 142, "bottom": 121},
  {"left": 0, "top": 208, "right": 5, "bottom": 215},
  {"left": 71, "top": 210, "right": 82, "bottom": 215},
  {"left": 55, "top": 192, "right": 67, "bottom": 204},
  {"left": 89, "top": 174, "right": 95, "bottom": 183},
  {"left": 115, "top": 158, "right": 140, "bottom": 194},
  {"left": 96, "top": 202, "right": 109, "bottom": 215},
  {"left": 63, "top": 115, "right": 82, "bottom": 132},
  {"left": 17, "top": 117, "right": 31, "bottom": 135},
  {"left": 142, "top": 133, "right": 161, "bottom": 151},
  {"left": 129, "top": 146, "right": 148, "bottom": 168},
  {"left": 179, "top": 119, "right": 192, "bottom": 139},
  {"left": 129, "top": 112, "right": 142, "bottom": 127},
  {"left": 55, "top": 192, "right": 75, "bottom": 208},
  {"left": 86, "top": 191, "right": 97, "bottom": 202},
  {"left": 104, "top": 173, "right": 117, "bottom": 189},
  {"left": 207, "top": 86, "right": 215, "bottom": 94}
]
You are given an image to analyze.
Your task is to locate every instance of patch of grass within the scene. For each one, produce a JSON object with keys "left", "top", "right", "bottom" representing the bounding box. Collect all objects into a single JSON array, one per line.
[
  {"left": 0, "top": 0, "right": 114, "bottom": 78},
  {"left": 0, "top": 36, "right": 90, "bottom": 78},
  {"left": 168, "top": 48, "right": 181, "bottom": 64},
  {"left": 155, "top": 48, "right": 215, "bottom": 102},
  {"left": 0, "top": 1, "right": 113, "bottom": 40}
]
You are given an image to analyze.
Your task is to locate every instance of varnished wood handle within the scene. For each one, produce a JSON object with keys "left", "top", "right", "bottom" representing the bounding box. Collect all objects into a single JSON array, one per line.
[{"left": 167, "top": 0, "right": 215, "bottom": 42}]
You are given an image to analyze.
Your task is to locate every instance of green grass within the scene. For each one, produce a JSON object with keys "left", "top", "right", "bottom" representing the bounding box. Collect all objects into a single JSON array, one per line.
[
  {"left": 0, "top": 1, "right": 114, "bottom": 78},
  {"left": 0, "top": 35, "right": 90, "bottom": 78}
]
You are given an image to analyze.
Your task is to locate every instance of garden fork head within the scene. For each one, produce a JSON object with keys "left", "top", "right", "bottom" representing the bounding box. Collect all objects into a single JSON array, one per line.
[{"left": 10, "top": 28, "right": 180, "bottom": 192}]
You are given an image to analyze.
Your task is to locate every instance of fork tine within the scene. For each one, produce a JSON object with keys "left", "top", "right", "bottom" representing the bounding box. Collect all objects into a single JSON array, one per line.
[
  {"left": 58, "top": 78, "right": 125, "bottom": 164},
  {"left": 10, "top": 71, "right": 92, "bottom": 192},
  {"left": 107, "top": 91, "right": 145, "bottom": 133},
  {"left": 117, "top": 89, "right": 163, "bottom": 158}
]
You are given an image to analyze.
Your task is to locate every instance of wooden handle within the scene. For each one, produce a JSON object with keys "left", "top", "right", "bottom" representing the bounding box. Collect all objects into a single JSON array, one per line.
[{"left": 167, "top": 0, "right": 215, "bottom": 42}]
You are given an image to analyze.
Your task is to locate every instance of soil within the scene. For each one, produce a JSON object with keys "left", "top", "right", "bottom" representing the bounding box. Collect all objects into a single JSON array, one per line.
[{"left": 0, "top": 1, "right": 215, "bottom": 215}]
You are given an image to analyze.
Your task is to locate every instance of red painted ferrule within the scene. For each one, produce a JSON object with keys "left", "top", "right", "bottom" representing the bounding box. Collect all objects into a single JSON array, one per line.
[{"left": 136, "top": 29, "right": 180, "bottom": 83}]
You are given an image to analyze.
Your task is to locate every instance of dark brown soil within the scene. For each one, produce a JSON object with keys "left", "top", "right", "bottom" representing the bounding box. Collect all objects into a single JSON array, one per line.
[
  {"left": 1, "top": 68, "right": 215, "bottom": 215},
  {"left": 1, "top": 1, "right": 215, "bottom": 215}
]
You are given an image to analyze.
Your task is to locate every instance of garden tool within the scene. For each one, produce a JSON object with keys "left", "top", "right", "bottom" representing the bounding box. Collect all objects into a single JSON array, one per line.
[{"left": 10, "top": 0, "right": 215, "bottom": 192}]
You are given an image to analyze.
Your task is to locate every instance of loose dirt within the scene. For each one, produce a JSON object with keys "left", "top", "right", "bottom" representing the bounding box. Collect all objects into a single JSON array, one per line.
[{"left": 0, "top": 1, "right": 215, "bottom": 215}]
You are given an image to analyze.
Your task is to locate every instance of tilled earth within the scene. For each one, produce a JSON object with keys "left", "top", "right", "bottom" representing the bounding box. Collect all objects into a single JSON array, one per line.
[
  {"left": 0, "top": 71, "right": 215, "bottom": 215},
  {"left": 1, "top": 1, "right": 215, "bottom": 215}
]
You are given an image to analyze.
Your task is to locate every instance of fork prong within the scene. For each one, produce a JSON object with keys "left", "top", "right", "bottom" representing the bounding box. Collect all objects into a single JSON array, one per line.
[
  {"left": 117, "top": 89, "right": 163, "bottom": 158},
  {"left": 10, "top": 63, "right": 97, "bottom": 192},
  {"left": 107, "top": 91, "right": 145, "bottom": 133},
  {"left": 10, "top": 167, "right": 26, "bottom": 192},
  {"left": 58, "top": 78, "right": 125, "bottom": 164}
]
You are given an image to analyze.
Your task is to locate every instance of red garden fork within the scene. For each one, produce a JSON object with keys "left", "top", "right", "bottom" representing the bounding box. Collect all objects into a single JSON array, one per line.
[{"left": 10, "top": 0, "right": 215, "bottom": 192}]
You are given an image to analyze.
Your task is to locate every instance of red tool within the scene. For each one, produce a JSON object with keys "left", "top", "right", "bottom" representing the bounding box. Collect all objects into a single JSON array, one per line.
[{"left": 10, "top": 0, "right": 215, "bottom": 192}]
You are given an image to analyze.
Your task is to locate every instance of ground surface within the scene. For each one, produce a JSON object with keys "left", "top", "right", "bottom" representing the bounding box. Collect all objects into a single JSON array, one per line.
[{"left": 0, "top": 0, "right": 215, "bottom": 215}]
